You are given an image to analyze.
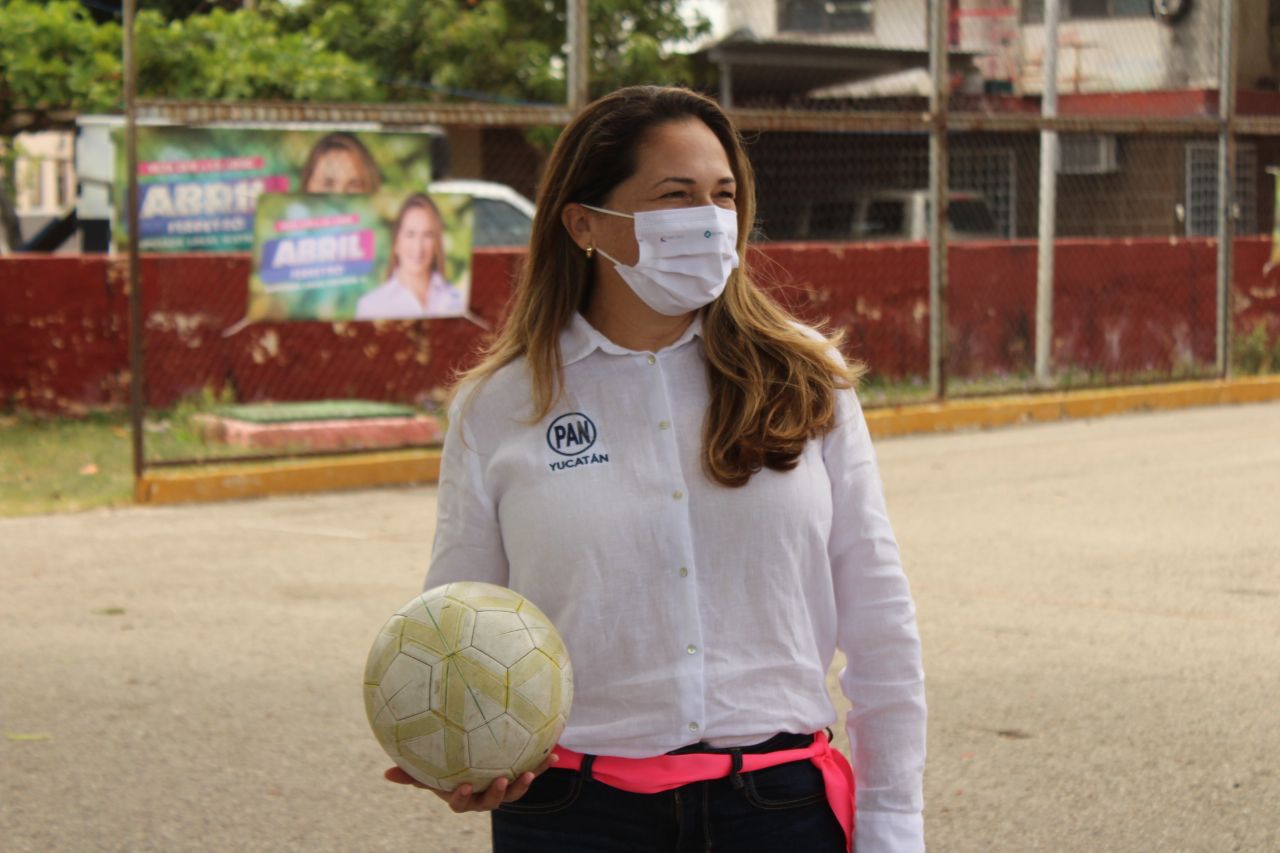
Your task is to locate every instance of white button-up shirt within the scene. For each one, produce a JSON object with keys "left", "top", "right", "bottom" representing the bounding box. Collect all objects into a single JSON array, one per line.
[
  {"left": 426, "top": 313, "right": 926, "bottom": 852},
  {"left": 355, "top": 272, "right": 466, "bottom": 320}
]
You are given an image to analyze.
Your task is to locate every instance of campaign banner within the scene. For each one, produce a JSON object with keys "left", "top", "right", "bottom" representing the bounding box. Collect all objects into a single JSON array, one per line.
[
  {"left": 114, "top": 127, "right": 433, "bottom": 253},
  {"left": 248, "top": 192, "right": 474, "bottom": 322}
]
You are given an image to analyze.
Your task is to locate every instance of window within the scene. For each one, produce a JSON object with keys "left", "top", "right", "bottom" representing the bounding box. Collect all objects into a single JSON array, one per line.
[
  {"left": 778, "top": 0, "right": 872, "bottom": 33},
  {"left": 17, "top": 158, "right": 44, "bottom": 211},
  {"left": 1022, "top": 0, "right": 1150, "bottom": 24},
  {"left": 951, "top": 147, "right": 1017, "bottom": 237},
  {"left": 949, "top": 198, "right": 999, "bottom": 235},
  {"left": 861, "top": 200, "right": 906, "bottom": 237},
  {"left": 471, "top": 199, "right": 533, "bottom": 247},
  {"left": 807, "top": 201, "right": 858, "bottom": 239},
  {"left": 55, "top": 160, "right": 74, "bottom": 209},
  {"left": 1185, "top": 143, "right": 1258, "bottom": 237}
]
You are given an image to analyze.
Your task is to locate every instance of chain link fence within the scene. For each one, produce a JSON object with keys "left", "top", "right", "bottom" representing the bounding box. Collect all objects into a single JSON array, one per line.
[
  {"left": 89, "top": 0, "right": 1278, "bottom": 471},
  {"left": 704, "top": 0, "right": 1276, "bottom": 401}
]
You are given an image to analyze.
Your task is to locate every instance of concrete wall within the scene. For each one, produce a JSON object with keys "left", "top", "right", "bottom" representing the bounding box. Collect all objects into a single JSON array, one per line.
[
  {"left": 730, "top": 0, "right": 1274, "bottom": 93},
  {"left": 3, "top": 241, "right": 1278, "bottom": 414},
  {"left": 728, "top": 0, "right": 926, "bottom": 48},
  {"left": 1017, "top": 0, "right": 1271, "bottom": 95},
  {"left": 0, "top": 250, "right": 519, "bottom": 414}
]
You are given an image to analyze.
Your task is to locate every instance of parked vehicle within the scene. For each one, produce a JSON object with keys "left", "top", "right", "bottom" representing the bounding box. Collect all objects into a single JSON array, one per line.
[
  {"left": 797, "top": 189, "right": 1000, "bottom": 242},
  {"left": 428, "top": 179, "right": 535, "bottom": 248}
]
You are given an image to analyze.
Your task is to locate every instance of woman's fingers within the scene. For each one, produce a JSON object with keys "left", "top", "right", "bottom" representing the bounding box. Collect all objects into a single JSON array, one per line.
[
  {"left": 446, "top": 782, "right": 476, "bottom": 812},
  {"left": 502, "top": 771, "right": 538, "bottom": 803},
  {"left": 384, "top": 766, "right": 429, "bottom": 789},
  {"left": 384, "top": 754, "right": 560, "bottom": 811},
  {"left": 478, "top": 777, "right": 510, "bottom": 810}
]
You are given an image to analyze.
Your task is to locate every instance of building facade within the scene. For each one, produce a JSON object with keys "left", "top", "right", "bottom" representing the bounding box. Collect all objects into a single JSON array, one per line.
[
  {"left": 12, "top": 131, "right": 78, "bottom": 247},
  {"left": 701, "top": 0, "right": 1279, "bottom": 241}
]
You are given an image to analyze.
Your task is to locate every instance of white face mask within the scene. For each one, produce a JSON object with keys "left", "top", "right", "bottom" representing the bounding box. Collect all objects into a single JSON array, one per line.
[{"left": 583, "top": 204, "right": 740, "bottom": 316}]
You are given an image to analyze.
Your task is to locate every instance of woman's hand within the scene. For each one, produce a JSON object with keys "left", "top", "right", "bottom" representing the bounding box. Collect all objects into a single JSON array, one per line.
[{"left": 383, "top": 754, "right": 559, "bottom": 813}]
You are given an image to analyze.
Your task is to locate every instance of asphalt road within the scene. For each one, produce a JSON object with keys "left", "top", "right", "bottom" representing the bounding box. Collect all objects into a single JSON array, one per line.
[{"left": 2, "top": 402, "right": 1277, "bottom": 852}]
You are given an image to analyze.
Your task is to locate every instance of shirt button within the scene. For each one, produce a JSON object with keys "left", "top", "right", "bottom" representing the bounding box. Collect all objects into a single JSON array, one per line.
[
  {"left": 688, "top": 722, "right": 699, "bottom": 733},
  {"left": 678, "top": 567, "right": 689, "bottom": 578},
  {"left": 658, "top": 420, "right": 670, "bottom": 430},
  {"left": 687, "top": 645, "right": 697, "bottom": 655},
  {"left": 672, "top": 490, "right": 684, "bottom": 500},
  {"left": 646, "top": 354, "right": 657, "bottom": 365}
]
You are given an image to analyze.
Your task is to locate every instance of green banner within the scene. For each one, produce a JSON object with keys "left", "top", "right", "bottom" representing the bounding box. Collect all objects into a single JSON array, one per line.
[
  {"left": 114, "top": 127, "right": 433, "bottom": 253},
  {"left": 248, "top": 192, "right": 474, "bottom": 322}
]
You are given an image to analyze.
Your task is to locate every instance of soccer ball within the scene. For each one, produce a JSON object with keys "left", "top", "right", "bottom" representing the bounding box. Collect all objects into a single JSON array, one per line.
[{"left": 363, "top": 582, "right": 574, "bottom": 792}]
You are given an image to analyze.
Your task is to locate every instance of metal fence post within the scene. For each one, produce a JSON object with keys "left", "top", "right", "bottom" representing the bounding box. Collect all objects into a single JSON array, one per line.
[
  {"left": 124, "top": 0, "right": 145, "bottom": 481},
  {"left": 1216, "top": 0, "right": 1238, "bottom": 377},
  {"left": 1036, "top": 0, "right": 1061, "bottom": 387},
  {"left": 928, "top": 0, "right": 949, "bottom": 400},
  {"left": 567, "top": 0, "right": 590, "bottom": 111}
]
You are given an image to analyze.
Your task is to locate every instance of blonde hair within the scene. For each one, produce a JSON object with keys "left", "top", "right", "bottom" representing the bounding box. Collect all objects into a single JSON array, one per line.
[
  {"left": 459, "top": 86, "right": 864, "bottom": 487},
  {"left": 386, "top": 193, "right": 446, "bottom": 281},
  {"left": 300, "top": 132, "right": 382, "bottom": 194}
]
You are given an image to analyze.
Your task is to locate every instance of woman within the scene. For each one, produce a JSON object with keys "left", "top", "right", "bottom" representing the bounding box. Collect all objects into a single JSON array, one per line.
[
  {"left": 355, "top": 194, "right": 465, "bottom": 320},
  {"left": 388, "top": 86, "right": 925, "bottom": 853},
  {"left": 300, "top": 132, "right": 382, "bottom": 195}
]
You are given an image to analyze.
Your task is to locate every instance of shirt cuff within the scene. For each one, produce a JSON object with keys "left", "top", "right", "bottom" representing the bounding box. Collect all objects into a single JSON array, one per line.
[{"left": 855, "top": 809, "right": 924, "bottom": 853}]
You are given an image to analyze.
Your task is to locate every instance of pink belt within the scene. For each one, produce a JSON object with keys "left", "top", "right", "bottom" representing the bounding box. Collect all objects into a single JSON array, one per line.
[{"left": 551, "top": 731, "right": 855, "bottom": 852}]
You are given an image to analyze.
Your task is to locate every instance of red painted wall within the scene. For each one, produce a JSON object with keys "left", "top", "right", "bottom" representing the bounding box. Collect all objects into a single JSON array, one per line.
[
  {"left": 768, "top": 237, "right": 1277, "bottom": 381},
  {"left": 3, "top": 240, "right": 1277, "bottom": 414}
]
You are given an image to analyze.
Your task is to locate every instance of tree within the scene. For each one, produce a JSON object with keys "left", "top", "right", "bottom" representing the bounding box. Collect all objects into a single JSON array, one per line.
[
  {"left": 0, "top": 0, "right": 381, "bottom": 250},
  {"left": 133, "top": 8, "right": 382, "bottom": 103},
  {"left": 0, "top": 0, "right": 710, "bottom": 249},
  {"left": 271, "top": 0, "right": 709, "bottom": 107}
]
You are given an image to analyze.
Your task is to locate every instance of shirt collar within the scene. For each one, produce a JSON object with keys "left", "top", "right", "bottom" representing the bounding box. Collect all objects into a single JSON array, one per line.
[{"left": 561, "top": 312, "right": 704, "bottom": 366}]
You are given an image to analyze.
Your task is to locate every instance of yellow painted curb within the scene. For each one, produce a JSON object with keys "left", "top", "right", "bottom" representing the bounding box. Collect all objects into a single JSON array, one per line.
[
  {"left": 864, "top": 375, "right": 1280, "bottom": 438},
  {"left": 132, "top": 376, "right": 1280, "bottom": 506},
  {"left": 135, "top": 448, "right": 441, "bottom": 506}
]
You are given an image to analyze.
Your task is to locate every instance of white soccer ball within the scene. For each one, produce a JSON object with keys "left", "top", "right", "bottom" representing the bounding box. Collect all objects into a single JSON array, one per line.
[{"left": 363, "top": 582, "right": 574, "bottom": 792}]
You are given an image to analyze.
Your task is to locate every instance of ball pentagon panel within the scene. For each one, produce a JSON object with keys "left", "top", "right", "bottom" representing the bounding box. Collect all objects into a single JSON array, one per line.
[{"left": 363, "top": 582, "right": 574, "bottom": 792}]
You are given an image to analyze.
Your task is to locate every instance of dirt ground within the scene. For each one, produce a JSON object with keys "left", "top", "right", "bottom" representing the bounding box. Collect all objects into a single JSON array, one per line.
[{"left": 2, "top": 402, "right": 1277, "bottom": 852}]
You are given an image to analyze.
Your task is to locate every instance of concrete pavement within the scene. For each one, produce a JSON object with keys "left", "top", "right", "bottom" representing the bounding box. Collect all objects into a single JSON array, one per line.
[{"left": 2, "top": 401, "right": 1278, "bottom": 851}]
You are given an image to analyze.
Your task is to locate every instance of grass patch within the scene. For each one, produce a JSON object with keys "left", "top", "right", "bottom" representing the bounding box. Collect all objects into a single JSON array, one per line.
[
  {"left": 0, "top": 389, "right": 444, "bottom": 516},
  {"left": 0, "top": 412, "right": 135, "bottom": 517},
  {"left": 859, "top": 362, "right": 1234, "bottom": 407},
  {"left": 3, "top": 350, "right": 1270, "bottom": 517},
  {"left": 858, "top": 375, "right": 935, "bottom": 408},
  {"left": 1233, "top": 321, "right": 1280, "bottom": 375}
]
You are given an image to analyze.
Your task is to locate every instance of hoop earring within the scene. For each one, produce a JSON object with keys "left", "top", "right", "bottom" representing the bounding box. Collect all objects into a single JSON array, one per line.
[{"left": 585, "top": 245, "right": 594, "bottom": 260}]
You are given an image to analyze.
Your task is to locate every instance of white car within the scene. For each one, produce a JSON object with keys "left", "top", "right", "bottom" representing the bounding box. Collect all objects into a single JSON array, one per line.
[
  {"left": 428, "top": 179, "right": 536, "bottom": 248},
  {"left": 851, "top": 190, "right": 999, "bottom": 242},
  {"left": 791, "top": 189, "right": 1001, "bottom": 242}
]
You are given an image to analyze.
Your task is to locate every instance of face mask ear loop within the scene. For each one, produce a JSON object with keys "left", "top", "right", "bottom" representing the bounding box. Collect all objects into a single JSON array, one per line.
[
  {"left": 594, "top": 245, "right": 624, "bottom": 266},
  {"left": 580, "top": 203, "right": 634, "bottom": 220},
  {"left": 579, "top": 204, "right": 632, "bottom": 269}
]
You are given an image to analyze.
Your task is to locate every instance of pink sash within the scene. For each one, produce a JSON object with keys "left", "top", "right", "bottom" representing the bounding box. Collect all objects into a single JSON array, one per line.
[{"left": 551, "top": 731, "right": 855, "bottom": 852}]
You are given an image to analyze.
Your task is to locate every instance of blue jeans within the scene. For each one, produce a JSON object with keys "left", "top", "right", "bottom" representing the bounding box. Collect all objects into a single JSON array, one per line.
[{"left": 491, "top": 734, "right": 845, "bottom": 852}]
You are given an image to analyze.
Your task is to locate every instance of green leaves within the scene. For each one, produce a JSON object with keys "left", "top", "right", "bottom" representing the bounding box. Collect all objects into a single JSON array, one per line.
[
  {"left": 134, "top": 8, "right": 381, "bottom": 102},
  {"left": 278, "top": 0, "right": 709, "bottom": 105},
  {"left": 0, "top": 0, "right": 708, "bottom": 136},
  {"left": 0, "top": 0, "right": 121, "bottom": 115},
  {"left": 0, "top": 0, "right": 382, "bottom": 128}
]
